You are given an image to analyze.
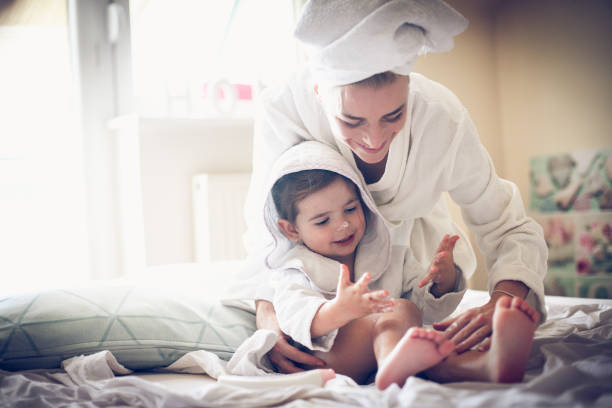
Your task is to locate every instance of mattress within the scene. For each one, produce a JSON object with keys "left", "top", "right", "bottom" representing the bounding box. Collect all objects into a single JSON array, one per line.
[
  {"left": 1, "top": 264, "right": 611, "bottom": 407},
  {"left": 131, "top": 290, "right": 612, "bottom": 405}
]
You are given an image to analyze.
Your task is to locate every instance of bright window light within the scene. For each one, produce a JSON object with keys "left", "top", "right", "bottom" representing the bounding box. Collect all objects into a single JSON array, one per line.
[
  {"left": 0, "top": 25, "right": 90, "bottom": 296},
  {"left": 130, "top": 0, "right": 298, "bottom": 117}
]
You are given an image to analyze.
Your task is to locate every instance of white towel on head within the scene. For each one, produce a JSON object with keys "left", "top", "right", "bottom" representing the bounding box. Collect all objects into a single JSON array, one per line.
[{"left": 294, "top": 0, "right": 468, "bottom": 87}]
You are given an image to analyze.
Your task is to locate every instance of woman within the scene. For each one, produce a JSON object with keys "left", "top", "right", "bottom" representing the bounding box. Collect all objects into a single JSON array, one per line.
[{"left": 242, "top": 0, "right": 547, "bottom": 381}]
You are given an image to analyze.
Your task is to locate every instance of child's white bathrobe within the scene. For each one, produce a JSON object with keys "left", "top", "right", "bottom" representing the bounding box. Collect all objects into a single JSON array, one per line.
[
  {"left": 262, "top": 141, "right": 467, "bottom": 352},
  {"left": 242, "top": 68, "right": 548, "bottom": 326}
]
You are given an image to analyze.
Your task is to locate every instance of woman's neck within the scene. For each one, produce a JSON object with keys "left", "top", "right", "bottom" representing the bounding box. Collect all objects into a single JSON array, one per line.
[{"left": 353, "top": 152, "right": 388, "bottom": 184}]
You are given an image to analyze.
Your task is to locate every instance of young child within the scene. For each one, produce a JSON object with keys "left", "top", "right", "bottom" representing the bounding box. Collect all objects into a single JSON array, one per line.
[{"left": 261, "top": 141, "right": 465, "bottom": 389}]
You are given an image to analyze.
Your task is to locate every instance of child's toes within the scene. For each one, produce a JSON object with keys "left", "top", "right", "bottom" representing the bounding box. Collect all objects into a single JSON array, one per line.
[
  {"left": 424, "top": 330, "right": 437, "bottom": 340},
  {"left": 511, "top": 296, "right": 524, "bottom": 309},
  {"left": 496, "top": 295, "right": 512, "bottom": 309},
  {"left": 409, "top": 327, "right": 426, "bottom": 339},
  {"left": 430, "top": 331, "right": 444, "bottom": 343},
  {"left": 517, "top": 299, "right": 531, "bottom": 313}
]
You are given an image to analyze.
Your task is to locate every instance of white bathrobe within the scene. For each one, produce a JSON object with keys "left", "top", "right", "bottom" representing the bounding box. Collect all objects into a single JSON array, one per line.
[
  {"left": 261, "top": 141, "right": 467, "bottom": 351},
  {"left": 241, "top": 68, "right": 547, "bottom": 323}
]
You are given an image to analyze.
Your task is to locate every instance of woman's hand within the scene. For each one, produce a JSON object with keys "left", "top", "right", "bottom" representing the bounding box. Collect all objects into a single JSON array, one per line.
[
  {"left": 433, "top": 281, "right": 529, "bottom": 353},
  {"left": 433, "top": 299, "right": 495, "bottom": 353},
  {"left": 255, "top": 300, "right": 326, "bottom": 373}
]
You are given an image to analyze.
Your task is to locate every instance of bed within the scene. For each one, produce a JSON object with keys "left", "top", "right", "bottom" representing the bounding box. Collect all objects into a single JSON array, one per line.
[{"left": 1, "top": 261, "right": 611, "bottom": 407}]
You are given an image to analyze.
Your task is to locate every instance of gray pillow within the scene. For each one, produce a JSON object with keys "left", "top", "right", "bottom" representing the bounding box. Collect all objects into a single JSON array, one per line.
[{"left": 0, "top": 285, "right": 256, "bottom": 371}]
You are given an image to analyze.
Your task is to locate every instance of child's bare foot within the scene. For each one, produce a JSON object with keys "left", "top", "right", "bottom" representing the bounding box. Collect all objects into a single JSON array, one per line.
[
  {"left": 375, "top": 327, "right": 455, "bottom": 390},
  {"left": 487, "top": 296, "right": 539, "bottom": 383}
]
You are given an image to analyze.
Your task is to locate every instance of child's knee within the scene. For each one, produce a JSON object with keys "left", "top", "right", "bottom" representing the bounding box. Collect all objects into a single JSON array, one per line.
[
  {"left": 374, "top": 298, "right": 422, "bottom": 331},
  {"left": 391, "top": 298, "right": 422, "bottom": 325}
]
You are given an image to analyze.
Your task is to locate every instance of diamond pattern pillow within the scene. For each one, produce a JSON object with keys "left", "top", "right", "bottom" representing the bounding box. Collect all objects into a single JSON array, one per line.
[{"left": 0, "top": 285, "right": 256, "bottom": 371}]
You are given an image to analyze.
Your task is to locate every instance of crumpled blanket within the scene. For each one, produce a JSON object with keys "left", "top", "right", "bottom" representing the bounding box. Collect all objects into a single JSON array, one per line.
[{"left": 1, "top": 304, "right": 612, "bottom": 408}]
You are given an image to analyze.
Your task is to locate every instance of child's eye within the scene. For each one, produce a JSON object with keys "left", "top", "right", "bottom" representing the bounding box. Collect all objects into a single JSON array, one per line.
[
  {"left": 385, "top": 112, "right": 402, "bottom": 122},
  {"left": 345, "top": 206, "right": 357, "bottom": 213},
  {"left": 315, "top": 218, "right": 329, "bottom": 226}
]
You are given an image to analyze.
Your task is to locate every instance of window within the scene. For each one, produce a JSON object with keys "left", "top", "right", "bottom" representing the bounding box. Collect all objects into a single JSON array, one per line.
[
  {"left": 130, "top": 0, "right": 299, "bottom": 118},
  {"left": 0, "top": 2, "right": 89, "bottom": 295},
  {"left": 0, "top": 0, "right": 304, "bottom": 295}
]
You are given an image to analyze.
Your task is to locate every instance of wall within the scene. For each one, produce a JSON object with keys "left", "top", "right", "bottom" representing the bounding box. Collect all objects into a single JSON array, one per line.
[
  {"left": 494, "top": 0, "right": 612, "bottom": 205},
  {"left": 115, "top": 117, "right": 253, "bottom": 267},
  {"left": 412, "top": 0, "right": 612, "bottom": 290},
  {"left": 413, "top": 0, "right": 501, "bottom": 290},
  {"left": 0, "top": 0, "right": 94, "bottom": 292}
]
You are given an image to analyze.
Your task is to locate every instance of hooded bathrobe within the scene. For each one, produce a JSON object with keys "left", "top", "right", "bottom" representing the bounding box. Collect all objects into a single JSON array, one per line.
[
  {"left": 262, "top": 141, "right": 467, "bottom": 352},
  {"left": 240, "top": 68, "right": 547, "bottom": 323},
  {"left": 239, "top": 0, "right": 547, "bottom": 327}
]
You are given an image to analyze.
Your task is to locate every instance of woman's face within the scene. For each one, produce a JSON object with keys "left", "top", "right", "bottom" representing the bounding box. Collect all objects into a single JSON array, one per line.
[{"left": 319, "top": 76, "right": 409, "bottom": 164}]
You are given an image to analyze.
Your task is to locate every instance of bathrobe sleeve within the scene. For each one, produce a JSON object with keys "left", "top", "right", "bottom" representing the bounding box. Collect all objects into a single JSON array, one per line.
[
  {"left": 241, "top": 73, "right": 321, "bottom": 302},
  {"left": 272, "top": 268, "right": 338, "bottom": 352},
  {"left": 441, "top": 108, "right": 548, "bottom": 320}
]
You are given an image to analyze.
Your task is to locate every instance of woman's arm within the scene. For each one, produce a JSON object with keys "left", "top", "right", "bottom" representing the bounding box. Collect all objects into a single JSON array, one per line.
[
  {"left": 417, "top": 118, "right": 546, "bottom": 350},
  {"left": 433, "top": 110, "right": 546, "bottom": 350}
]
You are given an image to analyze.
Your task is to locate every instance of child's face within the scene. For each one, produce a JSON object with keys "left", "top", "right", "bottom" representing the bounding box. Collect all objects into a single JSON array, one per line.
[{"left": 284, "top": 178, "right": 366, "bottom": 263}]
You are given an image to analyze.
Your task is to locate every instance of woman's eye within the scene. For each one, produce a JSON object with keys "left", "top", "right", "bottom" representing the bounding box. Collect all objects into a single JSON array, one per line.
[
  {"left": 385, "top": 112, "right": 402, "bottom": 122},
  {"left": 315, "top": 218, "right": 329, "bottom": 226},
  {"left": 340, "top": 119, "right": 361, "bottom": 128}
]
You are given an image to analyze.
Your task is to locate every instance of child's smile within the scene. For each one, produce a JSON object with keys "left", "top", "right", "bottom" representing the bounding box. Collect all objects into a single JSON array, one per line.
[{"left": 333, "top": 233, "right": 356, "bottom": 247}]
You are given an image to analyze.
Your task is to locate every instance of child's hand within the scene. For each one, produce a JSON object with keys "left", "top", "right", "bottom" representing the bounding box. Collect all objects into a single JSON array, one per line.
[
  {"left": 310, "top": 264, "right": 394, "bottom": 337},
  {"left": 418, "top": 234, "right": 459, "bottom": 297},
  {"left": 332, "top": 264, "right": 394, "bottom": 322}
]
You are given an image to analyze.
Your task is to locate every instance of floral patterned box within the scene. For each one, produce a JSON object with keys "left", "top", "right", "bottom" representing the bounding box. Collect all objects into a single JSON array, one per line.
[
  {"left": 530, "top": 149, "right": 612, "bottom": 213},
  {"left": 530, "top": 148, "right": 612, "bottom": 299}
]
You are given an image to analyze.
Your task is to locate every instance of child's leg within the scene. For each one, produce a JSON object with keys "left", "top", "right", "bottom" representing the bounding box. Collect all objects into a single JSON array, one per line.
[
  {"left": 425, "top": 296, "right": 539, "bottom": 383},
  {"left": 374, "top": 299, "right": 454, "bottom": 390},
  {"left": 307, "top": 299, "right": 422, "bottom": 384},
  {"left": 306, "top": 299, "right": 454, "bottom": 387},
  {"left": 307, "top": 314, "right": 379, "bottom": 384}
]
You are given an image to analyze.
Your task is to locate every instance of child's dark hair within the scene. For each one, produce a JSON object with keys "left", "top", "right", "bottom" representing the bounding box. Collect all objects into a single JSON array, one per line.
[{"left": 272, "top": 169, "right": 358, "bottom": 223}]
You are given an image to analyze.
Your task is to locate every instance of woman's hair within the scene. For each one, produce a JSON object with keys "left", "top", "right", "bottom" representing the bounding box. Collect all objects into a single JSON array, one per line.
[
  {"left": 352, "top": 71, "right": 399, "bottom": 88},
  {"left": 317, "top": 72, "right": 404, "bottom": 113},
  {"left": 272, "top": 169, "right": 358, "bottom": 223}
]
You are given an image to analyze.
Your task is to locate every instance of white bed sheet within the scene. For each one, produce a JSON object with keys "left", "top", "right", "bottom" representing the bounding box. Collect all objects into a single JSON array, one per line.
[{"left": 1, "top": 290, "right": 611, "bottom": 407}]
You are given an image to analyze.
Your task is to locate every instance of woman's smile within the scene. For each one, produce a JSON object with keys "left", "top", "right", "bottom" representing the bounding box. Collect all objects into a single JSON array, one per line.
[{"left": 356, "top": 139, "right": 388, "bottom": 154}]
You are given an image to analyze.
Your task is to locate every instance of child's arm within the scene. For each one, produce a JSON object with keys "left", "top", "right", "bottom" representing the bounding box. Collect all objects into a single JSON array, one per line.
[
  {"left": 311, "top": 264, "right": 394, "bottom": 338},
  {"left": 418, "top": 234, "right": 460, "bottom": 297}
]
